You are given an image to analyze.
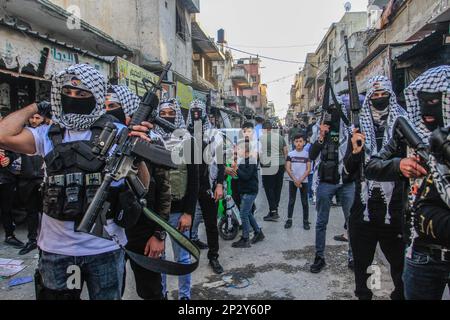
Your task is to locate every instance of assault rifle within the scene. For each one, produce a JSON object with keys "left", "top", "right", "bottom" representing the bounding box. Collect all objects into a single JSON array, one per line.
[
  {"left": 77, "top": 62, "right": 178, "bottom": 235},
  {"left": 321, "top": 55, "right": 350, "bottom": 127},
  {"left": 344, "top": 36, "right": 363, "bottom": 139}
]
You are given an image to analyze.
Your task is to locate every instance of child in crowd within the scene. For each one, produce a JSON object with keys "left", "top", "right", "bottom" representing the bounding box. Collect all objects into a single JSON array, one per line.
[
  {"left": 285, "top": 134, "right": 311, "bottom": 230},
  {"left": 232, "top": 139, "right": 265, "bottom": 248}
]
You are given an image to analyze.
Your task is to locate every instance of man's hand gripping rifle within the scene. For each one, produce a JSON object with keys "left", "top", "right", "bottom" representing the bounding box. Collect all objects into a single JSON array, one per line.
[
  {"left": 394, "top": 117, "right": 450, "bottom": 191},
  {"left": 77, "top": 62, "right": 178, "bottom": 236}
]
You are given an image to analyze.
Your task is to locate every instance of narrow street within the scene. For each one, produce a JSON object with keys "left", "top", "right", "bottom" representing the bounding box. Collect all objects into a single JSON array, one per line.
[{"left": 0, "top": 173, "right": 395, "bottom": 300}]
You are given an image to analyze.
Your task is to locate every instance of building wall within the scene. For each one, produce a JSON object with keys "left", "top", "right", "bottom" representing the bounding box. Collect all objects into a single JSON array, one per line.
[
  {"left": 49, "top": 0, "right": 193, "bottom": 82},
  {"left": 368, "top": 0, "right": 444, "bottom": 53}
]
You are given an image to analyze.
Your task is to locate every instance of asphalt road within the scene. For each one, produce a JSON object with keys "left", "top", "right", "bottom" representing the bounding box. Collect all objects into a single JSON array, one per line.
[{"left": 0, "top": 174, "right": 412, "bottom": 300}]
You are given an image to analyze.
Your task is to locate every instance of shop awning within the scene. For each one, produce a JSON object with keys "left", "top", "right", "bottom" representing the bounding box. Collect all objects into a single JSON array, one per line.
[
  {"left": 0, "top": 68, "right": 50, "bottom": 81},
  {"left": 397, "top": 30, "right": 446, "bottom": 62}
]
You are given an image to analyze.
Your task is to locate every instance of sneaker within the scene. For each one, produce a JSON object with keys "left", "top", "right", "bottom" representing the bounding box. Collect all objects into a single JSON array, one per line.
[
  {"left": 284, "top": 219, "right": 293, "bottom": 229},
  {"left": 209, "top": 259, "right": 224, "bottom": 275},
  {"left": 310, "top": 256, "right": 326, "bottom": 274},
  {"left": 232, "top": 237, "right": 251, "bottom": 248},
  {"left": 251, "top": 231, "right": 265, "bottom": 244},
  {"left": 333, "top": 234, "right": 349, "bottom": 243},
  {"left": 5, "top": 236, "right": 25, "bottom": 249},
  {"left": 193, "top": 239, "right": 209, "bottom": 250},
  {"left": 19, "top": 241, "right": 38, "bottom": 255},
  {"left": 303, "top": 222, "right": 311, "bottom": 231},
  {"left": 264, "top": 211, "right": 279, "bottom": 222}
]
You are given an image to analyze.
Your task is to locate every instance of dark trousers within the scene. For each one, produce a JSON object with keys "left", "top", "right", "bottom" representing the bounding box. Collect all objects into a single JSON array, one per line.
[
  {"left": 287, "top": 181, "right": 309, "bottom": 223},
  {"left": 129, "top": 257, "right": 164, "bottom": 300},
  {"left": 18, "top": 179, "right": 42, "bottom": 242},
  {"left": 262, "top": 165, "right": 285, "bottom": 212},
  {"left": 198, "top": 188, "right": 220, "bottom": 261},
  {"left": 349, "top": 221, "right": 405, "bottom": 300},
  {"left": 0, "top": 182, "right": 16, "bottom": 237}
]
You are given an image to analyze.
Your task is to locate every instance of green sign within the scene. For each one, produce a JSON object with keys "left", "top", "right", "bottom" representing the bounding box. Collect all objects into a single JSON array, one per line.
[
  {"left": 176, "top": 81, "right": 194, "bottom": 110},
  {"left": 116, "top": 57, "right": 158, "bottom": 97}
]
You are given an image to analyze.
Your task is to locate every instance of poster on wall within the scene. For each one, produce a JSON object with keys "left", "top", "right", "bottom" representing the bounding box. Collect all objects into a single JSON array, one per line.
[
  {"left": 176, "top": 81, "right": 194, "bottom": 109},
  {"left": 116, "top": 57, "right": 158, "bottom": 97}
]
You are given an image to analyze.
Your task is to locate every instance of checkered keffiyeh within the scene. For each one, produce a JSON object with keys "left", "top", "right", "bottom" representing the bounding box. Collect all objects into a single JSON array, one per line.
[
  {"left": 187, "top": 99, "right": 212, "bottom": 135},
  {"left": 51, "top": 64, "right": 106, "bottom": 130},
  {"left": 312, "top": 95, "right": 352, "bottom": 193},
  {"left": 108, "top": 85, "right": 141, "bottom": 117},
  {"left": 405, "top": 65, "right": 450, "bottom": 207},
  {"left": 154, "top": 99, "right": 187, "bottom": 141},
  {"left": 359, "top": 76, "right": 408, "bottom": 224}
]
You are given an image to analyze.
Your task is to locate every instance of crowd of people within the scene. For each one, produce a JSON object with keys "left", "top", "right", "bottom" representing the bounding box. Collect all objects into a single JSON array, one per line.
[{"left": 0, "top": 62, "right": 449, "bottom": 301}]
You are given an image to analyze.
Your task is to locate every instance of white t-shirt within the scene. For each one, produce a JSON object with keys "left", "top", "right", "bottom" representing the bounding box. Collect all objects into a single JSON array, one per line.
[
  {"left": 27, "top": 124, "right": 127, "bottom": 257},
  {"left": 286, "top": 149, "right": 310, "bottom": 182}
]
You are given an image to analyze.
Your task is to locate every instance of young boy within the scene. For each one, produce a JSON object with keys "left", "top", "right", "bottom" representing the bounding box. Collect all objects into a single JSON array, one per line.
[
  {"left": 285, "top": 134, "right": 311, "bottom": 230},
  {"left": 232, "top": 139, "right": 265, "bottom": 248}
]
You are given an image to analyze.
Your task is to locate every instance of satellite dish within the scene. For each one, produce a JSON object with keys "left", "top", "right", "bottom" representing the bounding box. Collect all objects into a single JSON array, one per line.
[{"left": 344, "top": 2, "right": 352, "bottom": 12}]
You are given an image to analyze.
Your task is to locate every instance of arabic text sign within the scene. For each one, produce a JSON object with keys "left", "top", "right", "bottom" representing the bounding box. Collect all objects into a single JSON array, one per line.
[{"left": 116, "top": 57, "right": 158, "bottom": 97}]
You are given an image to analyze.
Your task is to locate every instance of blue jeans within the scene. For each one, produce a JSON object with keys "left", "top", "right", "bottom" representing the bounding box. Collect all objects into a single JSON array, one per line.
[
  {"left": 39, "top": 249, "right": 125, "bottom": 300},
  {"left": 190, "top": 203, "right": 204, "bottom": 241},
  {"left": 240, "top": 193, "right": 260, "bottom": 239},
  {"left": 161, "top": 213, "right": 192, "bottom": 300},
  {"left": 315, "top": 182, "right": 355, "bottom": 260},
  {"left": 403, "top": 248, "right": 450, "bottom": 300}
]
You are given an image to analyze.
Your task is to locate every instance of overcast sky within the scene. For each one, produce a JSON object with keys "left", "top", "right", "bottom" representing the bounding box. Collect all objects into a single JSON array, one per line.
[{"left": 198, "top": 0, "right": 368, "bottom": 118}]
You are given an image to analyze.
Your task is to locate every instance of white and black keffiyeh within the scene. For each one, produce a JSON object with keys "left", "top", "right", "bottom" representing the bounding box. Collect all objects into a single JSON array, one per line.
[
  {"left": 359, "top": 76, "right": 408, "bottom": 224},
  {"left": 51, "top": 64, "right": 106, "bottom": 130},
  {"left": 187, "top": 99, "right": 212, "bottom": 136},
  {"left": 405, "top": 65, "right": 450, "bottom": 206},
  {"left": 312, "top": 95, "right": 352, "bottom": 193},
  {"left": 153, "top": 99, "right": 186, "bottom": 141},
  {"left": 108, "top": 85, "right": 140, "bottom": 117}
]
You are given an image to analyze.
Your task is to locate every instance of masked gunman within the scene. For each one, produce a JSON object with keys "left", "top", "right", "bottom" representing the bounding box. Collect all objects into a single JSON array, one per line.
[
  {"left": 0, "top": 64, "right": 150, "bottom": 300},
  {"left": 187, "top": 99, "right": 225, "bottom": 275},
  {"left": 151, "top": 99, "right": 199, "bottom": 300},
  {"left": 345, "top": 76, "right": 407, "bottom": 300},
  {"left": 365, "top": 66, "right": 450, "bottom": 300},
  {"left": 309, "top": 95, "right": 359, "bottom": 274}
]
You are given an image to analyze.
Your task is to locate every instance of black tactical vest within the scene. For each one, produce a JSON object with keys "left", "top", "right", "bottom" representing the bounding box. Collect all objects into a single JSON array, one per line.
[{"left": 42, "top": 115, "right": 115, "bottom": 222}]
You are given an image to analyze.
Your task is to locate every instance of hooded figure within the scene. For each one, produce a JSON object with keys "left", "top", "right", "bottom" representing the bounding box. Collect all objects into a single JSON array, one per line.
[
  {"left": 359, "top": 76, "right": 408, "bottom": 224},
  {"left": 105, "top": 85, "right": 141, "bottom": 124},
  {"left": 154, "top": 99, "right": 187, "bottom": 141},
  {"left": 405, "top": 65, "right": 450, "bottom": 208},
  {"left": 51, "top": 64, "right": 106, "bottom": 130},
  {"left": 187, "top": 99, "right": 212, "bottom": 137}
]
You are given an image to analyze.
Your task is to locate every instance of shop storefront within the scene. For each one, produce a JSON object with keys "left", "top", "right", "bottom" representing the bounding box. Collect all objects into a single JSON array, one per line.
[{"left": 0, "top": 19, "right": 112, "bottom": 114}]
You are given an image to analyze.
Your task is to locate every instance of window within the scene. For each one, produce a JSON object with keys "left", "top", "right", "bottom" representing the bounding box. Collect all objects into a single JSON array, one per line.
[
  {"left": 334, "top": 68, "right": 341, "bottom": 84},
  {"left": 251, "top": 95, "right": 258, "bottom": 103},
  {"left": 176, "top": 3, "right": 188, "bottom": 41}
]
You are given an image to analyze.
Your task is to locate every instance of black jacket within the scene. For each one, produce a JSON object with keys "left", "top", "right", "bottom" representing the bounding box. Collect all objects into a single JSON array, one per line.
[
  {"left": 237, "top": 161, "right": 259, "bottom": 195},
  {"left": 20, "top": 154, "right": 44, "bottom": 180},
  {"left": 0, "top": 150, "right": 19, "bottom": 185},
  {"left": 365, "top": 135, "right": 412, "bottom": 241}
]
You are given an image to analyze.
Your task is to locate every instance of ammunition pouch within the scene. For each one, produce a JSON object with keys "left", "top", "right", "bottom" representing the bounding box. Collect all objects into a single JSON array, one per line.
[
  {"left": 43, "top": 172, "right": 103, "bottom": 222},
  {"left": 319, "top": 140, "right": 340, "bottom": 184}
]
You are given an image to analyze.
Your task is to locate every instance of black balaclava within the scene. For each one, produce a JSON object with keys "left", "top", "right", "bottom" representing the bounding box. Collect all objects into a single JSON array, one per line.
[
  {"left": 324, "top": 105, "right": 341, "bottom": 133},
  {"left": 61, "top": 88, "right": 96, "bottom": 116},
  {"left": 418, "top": 91, "right": 444, "bottom": 132},
  {"left": 105, "top": 90, "right": 127, "bottom": 124},
  {"left": 370, "top": 95, "right": 391, "bottom": 111}
]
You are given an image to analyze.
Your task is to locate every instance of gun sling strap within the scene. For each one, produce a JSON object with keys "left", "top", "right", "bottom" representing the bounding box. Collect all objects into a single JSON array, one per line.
[{"left": 103, "top": 206, "right": 200, "bottom": 276}]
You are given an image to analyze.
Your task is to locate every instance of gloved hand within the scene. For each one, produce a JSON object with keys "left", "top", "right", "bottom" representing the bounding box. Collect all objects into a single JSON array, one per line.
[
  {"left": 37, "top": 101, "right": 52, "bottom": 118},
  {"left": 114, "top": 188, "right": 142, "bottom": 229}
]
